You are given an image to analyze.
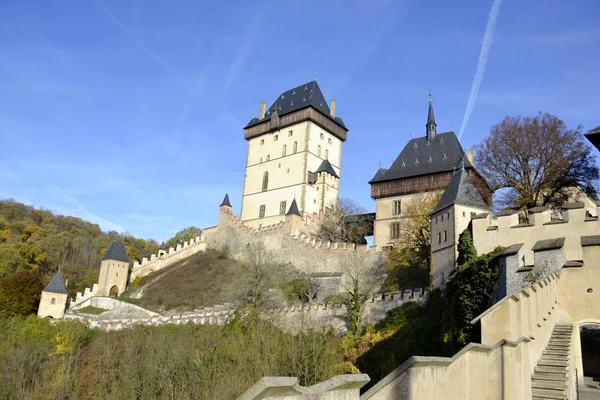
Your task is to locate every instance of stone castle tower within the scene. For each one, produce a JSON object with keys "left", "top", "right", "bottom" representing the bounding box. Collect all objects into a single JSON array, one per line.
[
  {"left": 240, "top": 81, "right": 348, "bottom": 228},
  {"left": 97, "top": 241, "right": 130, "bottom": 297},
  {"left": 37, "top": 269, "right": 69, "bottom": 318}
]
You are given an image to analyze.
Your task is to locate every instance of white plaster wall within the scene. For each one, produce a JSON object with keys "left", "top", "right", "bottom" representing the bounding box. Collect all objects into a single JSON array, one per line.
[
  {"left": 97, "top": 259, "right": 129, "bottom": 296},
  {"left": 38, "top": 291, "right": 67, "bottom": 319}
]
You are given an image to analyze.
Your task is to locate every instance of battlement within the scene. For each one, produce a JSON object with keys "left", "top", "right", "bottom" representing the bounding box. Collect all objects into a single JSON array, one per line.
[
  {"left": 71, "top": 283, "right": 99, "bottom": 306},
  {"left": 473, "top": 202, "right": 599, "bottom": 265},
  {"left": 130, "top": 235, "right": 207, "bottom": 280},
  {"left": 288, "top": 231, "right": 383, "bottom": 253}
]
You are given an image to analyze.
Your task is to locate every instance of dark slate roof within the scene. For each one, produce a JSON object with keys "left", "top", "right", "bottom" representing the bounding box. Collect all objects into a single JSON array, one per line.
[
  {"left": 472, "top": 212, "right": 489, "bottom": 220},
  {"left": 500, "top": 243, "right": 524, "bottom": 256},
  {"left": 427, "top": 99, "right": 436, "bottom": 126},
  {"left": 532, "top": 237, "right": 565, "bottom": 252},
  {"left": 369, "top": 168, "right": 388, "bottom": 183},
  {"left": 581, "top": 235, "right": 600, "bottom": 247},
  {"left": 220, "top": 193, "right": 232, "bottom": 207},
  {"left": 244, "top": 81, "right": 347, "bottom": 130},
  {"left": 286, "top": 198, "right": 301, "bottom": 216},
  {"left": 43, "top": 269, "right": 68, "bottom": 294},
  {"left": 370, "top": 131, "right": 472, "bottom": 183},
  {"left": 585, "top": 126, "right": 600, "bottom": 151},
  {"left": 159, "top": 241, "right": 166, "bottom": 250},
  {"left": 103, "top": 241, "right": 129, "bottom": 263},
  {"left": 564, "top": 260, "right": 584, "bottom": 268},
  {"left": 496, "top": 209, "right": 519, "bottom": 216},
  {"left": 432, "top": 168, "right": 489, "bottom": 214},
  {"left": 315, "top": 159, "right": 339, "bottom": 178},
  {"left": 528, "top": 206, "right": 550, "bottom": 214}
]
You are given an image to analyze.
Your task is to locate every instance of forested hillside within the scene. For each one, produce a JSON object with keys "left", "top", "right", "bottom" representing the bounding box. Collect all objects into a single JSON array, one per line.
[{"left": 0, "top": 199, "right": 159, "bottom": 316}]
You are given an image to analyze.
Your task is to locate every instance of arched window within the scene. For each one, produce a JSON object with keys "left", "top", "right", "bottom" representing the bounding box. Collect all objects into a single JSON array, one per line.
[
  {"left": 262, "top": 171, "right": 269, "bottom": 191},
  {"left": 325, "top": 149, "right": 329, "bottom": 159},
  {"left": 317, "top": 145, "right": 321, "bottom": 157},
  {"left": 293, "top": 141, "right": 298, "bottom": 153},
  {"left": 282, "top": 145, "right": 287, "bottom": 157}
]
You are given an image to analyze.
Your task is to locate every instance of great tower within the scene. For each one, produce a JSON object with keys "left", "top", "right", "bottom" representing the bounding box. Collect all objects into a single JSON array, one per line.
[{"left": 241, "top": 81, "right": 348, "bottom": 228}]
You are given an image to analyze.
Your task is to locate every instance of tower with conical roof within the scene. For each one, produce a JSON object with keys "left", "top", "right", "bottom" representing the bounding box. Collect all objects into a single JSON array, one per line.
[
  {"left": 38, "top": 269, "right": 69, "bottom": 318},
  {"left": 97, "top": 241, "right": 130, "bottom": 297},
  {"left": 426, "top": 94, "right": 437, "bottom": 140},
  {"left": 240, "top": 81, "right": 348, "bottom": 228}
]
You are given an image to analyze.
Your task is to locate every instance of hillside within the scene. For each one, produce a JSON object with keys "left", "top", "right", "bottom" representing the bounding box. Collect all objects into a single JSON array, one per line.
[
  {"left": 127, "top": 249, "right": 245, "bottom": 311},
  {"left": 0, "top": 199, "right": 159, "bottom": 315}
]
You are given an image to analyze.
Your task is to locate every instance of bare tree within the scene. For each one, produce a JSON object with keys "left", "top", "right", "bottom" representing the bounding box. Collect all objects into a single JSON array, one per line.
[
  {"left": 475, "top": 112, "right": 599, "bottom": 212},
  {"left": 339, "top": 252, "right": 382, "bottom": 334},
  {"left": 315, "top": 197, "right": 371, "bottom": 244}
]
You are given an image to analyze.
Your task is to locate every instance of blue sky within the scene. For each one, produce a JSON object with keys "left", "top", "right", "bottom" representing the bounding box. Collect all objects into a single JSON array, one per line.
[{"left": 1, "top": 0, "right": 599, "bottom": 240}]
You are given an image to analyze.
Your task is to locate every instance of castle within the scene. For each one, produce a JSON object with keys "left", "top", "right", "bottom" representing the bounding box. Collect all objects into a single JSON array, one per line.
[{"left": 37, "top": 80, "right": 600, "bottom": 399}]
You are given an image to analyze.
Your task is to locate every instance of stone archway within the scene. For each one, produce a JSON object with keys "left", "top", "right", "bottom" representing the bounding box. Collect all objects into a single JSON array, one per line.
[{"left": 109, "top": 285, "right": 119, "bottom": 297}]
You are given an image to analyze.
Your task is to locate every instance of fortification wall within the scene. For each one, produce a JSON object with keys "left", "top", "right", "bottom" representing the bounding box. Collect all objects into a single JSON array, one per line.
[
  {"left": 70, "top": 283, "right": 99, "bottom": 307},
  {"left": 205, "top": 206, "right": 383, "bottom": 275},
  {"left": 130, "top": 236, "right": 206, "bottom": 280},
  {"left": 472, "top": 203, "right": 599, "bottom": 265}
]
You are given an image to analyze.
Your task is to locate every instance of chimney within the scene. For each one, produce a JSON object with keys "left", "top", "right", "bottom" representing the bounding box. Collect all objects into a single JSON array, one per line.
[
  {"left": 467, "top": 148, "right": 474, "bottom": 165},
  {"left": 259, "top": 101, "right": 266, "bottom": 119},
  {"left": 330, "top": 98, "right": 336, "bottom": 118}
]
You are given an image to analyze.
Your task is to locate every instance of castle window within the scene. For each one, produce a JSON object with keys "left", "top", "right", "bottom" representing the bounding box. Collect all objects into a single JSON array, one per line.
[
  {"left": 437, "top": 232, "right": 441, "bottom": 244},
  {"left": 390, "top": 223, "right": 401, "bottom": 239},
  {"left": 293, "top": 142, "right": 298, "bottom": 153},
  {"left": 51, "top": 297, "right": 56, "bottom": 305},
  {"left": 259, "top": 205, "right": 266, "bottom": 218},
  {"left": 441, "top": 215, "right": 444, "bottom": 221},
  {"left": 262, "top": 171, "right": 269, "bottom": 191},
  {"left": 116, "top": 272, "right": 119, "bottom": 277},
  {"left": 320, "top": 133, "right": 324, "bottom": 139},
  {"left": 393, "top": 200, "right": 401, "bottom": 216},
  {"left": 260, "top": 157, "right": 263, "bottom": 163},
  {"left": 288, "top": 130, "right": 293, "bottom": 136},
  {"left": 447, "top": 212, "right": 450, "bottom": 219},
  {"left": 444, "top": 230, "right": 447, "bottom": 242},
  {"left": 435, "top": 217, "right": 438, "bottom": 224},
  {"left": 266, "top": 155, "right": 270, "bottom": 161},
  {"left": 328, "top": 138, "right": 332, "bottom": 144},
  {"left": 471, "top": 212, "right": 476, "bottom": 218},
  {"left": 260, "top": 139, "right": 264, "bottom": 145},
  {"left": 280, "top": 201, "right": 287, "bottom": 215},
  {"left": 463, "top": 212, "right": 466, "bottom": 217},
  {"left": 274, "top": 134, "right": 278, "bottom": 141},
  {"left": 318, "top": 145, "right": 322, "bottom": 157},
  {"left": 282, "top": 145, "right": 287, "bottom": 157},
  {"left": 325, "top": 149, "right": 329, "bottom": 159}
]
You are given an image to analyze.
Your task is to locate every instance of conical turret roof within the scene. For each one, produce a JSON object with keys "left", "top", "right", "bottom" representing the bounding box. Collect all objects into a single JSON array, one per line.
[{"left": 43, "top": 269, "right": 68, "bottom": 294}]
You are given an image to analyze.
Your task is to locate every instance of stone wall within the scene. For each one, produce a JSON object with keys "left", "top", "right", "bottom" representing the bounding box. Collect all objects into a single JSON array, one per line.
[
  {"left": 206, "top": 205, "right": 383, "bottom": 277},
  {"left": 130, "top": 236, "right": 206, "bottom": 280}
]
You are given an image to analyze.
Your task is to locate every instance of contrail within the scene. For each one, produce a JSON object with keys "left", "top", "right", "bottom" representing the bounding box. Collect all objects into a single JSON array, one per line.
[{"left": 459, "top": 0, "right": 503, "bottom": 139}]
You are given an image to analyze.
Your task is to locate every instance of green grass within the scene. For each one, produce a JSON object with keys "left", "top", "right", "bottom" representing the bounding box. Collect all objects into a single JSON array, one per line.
[{"left": 77, "top": 305, "right": 107, "bottom": 315}]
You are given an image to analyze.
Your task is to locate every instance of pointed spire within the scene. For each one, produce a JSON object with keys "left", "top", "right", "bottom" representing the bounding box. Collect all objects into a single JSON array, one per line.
[
  {"left": 43, "top": 269, "right": 68, "bottom": 294},
  {"left": 220, "top": 193, "right": 232, "bottom": 207},
  {"left": 285, "top": 198, "right": 301, "bottom": 216},
  {"left": 159, "top": 241, "right": 166, "bottom": 250},
  {"left": 426, "top": 92, "right": 437, "bottom": 140}
]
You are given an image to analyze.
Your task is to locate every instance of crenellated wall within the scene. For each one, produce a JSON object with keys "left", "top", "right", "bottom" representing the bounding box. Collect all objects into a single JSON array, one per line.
[
  {"left": 130, "top": 236, "right": 206, "bottom": 280},
  {"left": 71, "top": 283, "right": 99, "bottom": 307},
  {"left": 473, "top": 203, "right": 599, "bottom": 265},
  {"left": 205, "top": 205, "right": 383, "bottom": 276}
]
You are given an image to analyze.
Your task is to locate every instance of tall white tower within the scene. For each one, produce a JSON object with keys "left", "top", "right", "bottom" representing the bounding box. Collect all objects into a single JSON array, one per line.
[{"left": 241, "top": 81, "right": 348, "bottom": 228}]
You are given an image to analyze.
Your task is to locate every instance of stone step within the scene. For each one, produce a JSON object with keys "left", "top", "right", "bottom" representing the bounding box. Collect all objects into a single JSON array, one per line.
[
  {"left": 538, "top": 359, "right": 568, "bottom": 367},
  {"left": 531, "top": 387, "right": 566, "bottom": 399},
  {"left": 535, "top": 365, "right": 567, "bottom": 374},
  {"left": 540, "top": 355, "right": 568, "bottom": 361},
  {"left": 549, "top": 338, "right": 571, "bottom": 343},
  {"left": 532, "top": 379, "right": 567, "bottom": 390},
  {"left": 551, "top": 334, "right": 572, "bottom": 339},
  {"left": 546, "top": 344, "right": 570, "bottom": 350},
  {"left": 532, "top": 372, "right": 567, "bottom": 381},
  {"left": 543, "top": 350, "right": 569, "bottom": 356}
]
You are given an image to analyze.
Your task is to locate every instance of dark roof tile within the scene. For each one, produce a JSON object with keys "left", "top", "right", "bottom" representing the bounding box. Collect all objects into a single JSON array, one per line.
[
  {"left": 103, "top": 241, "right": 129, "bottom": 263},
  {"left": 369, "top": 168, "right": 388, "bottom": 184},
  {"left": 220, "top": 193, "right": 232, "bottom": 207},
  {"left": 286, "top": 198, "right": 301, "bottom": 216},
  {"left": 581, "top": 235, "right": 600, "bottom": 247},
  {"left": 245, "top": 81, "right": 346, "bottom": 130},
  {"left": 43, "top": 269, "right": 68, "bottom": 294},
  {"left": 500, "top": 243, "right": 524, "bottom": 256},
  {"left": 432, "top": 168, "right": 488, "bottom": 214},
  {"left": 370, "top": 131, "right": 472, "bottom": 183},
  {"left": 315, "top": 159, "right": 339, "bottom": 178}
]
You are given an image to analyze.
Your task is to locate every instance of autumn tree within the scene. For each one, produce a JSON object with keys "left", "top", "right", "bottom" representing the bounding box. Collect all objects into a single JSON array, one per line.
[
  {"left": 475, "top": 112, "right": 599, "bottom": 212},
  {"left": 315, "top": 198, "right": 372, "bottom": 244},
  {"left": 397, "top": 193, "right": 441, "bottom": 269},
  {"left": 0, "top": 270, "right": 44, "bottom": 316},
  {"left": 165, "top": 226, "right": 203, "bottom": 249}
]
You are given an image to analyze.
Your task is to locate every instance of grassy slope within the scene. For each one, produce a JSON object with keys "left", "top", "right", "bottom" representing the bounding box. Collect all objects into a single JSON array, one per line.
[{"left": 131, "top": 249, "right": 243, "bottom": 311}]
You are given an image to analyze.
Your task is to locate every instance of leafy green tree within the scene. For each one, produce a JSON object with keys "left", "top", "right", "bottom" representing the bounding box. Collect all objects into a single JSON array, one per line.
[
  {"left": 0, "top": 270, "right": 44, "bottom": 316},
  {"left": 165, "top": 226, "right": 203, "bottom": 249},
  {"left": 456, "top": 224, "right": 477, "bottom": 266}
]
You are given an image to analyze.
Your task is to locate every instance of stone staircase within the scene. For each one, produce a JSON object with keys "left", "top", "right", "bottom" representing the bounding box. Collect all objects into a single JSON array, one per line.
[{"left": 532, "top": 324, "right": 572, "bottom": 400}]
